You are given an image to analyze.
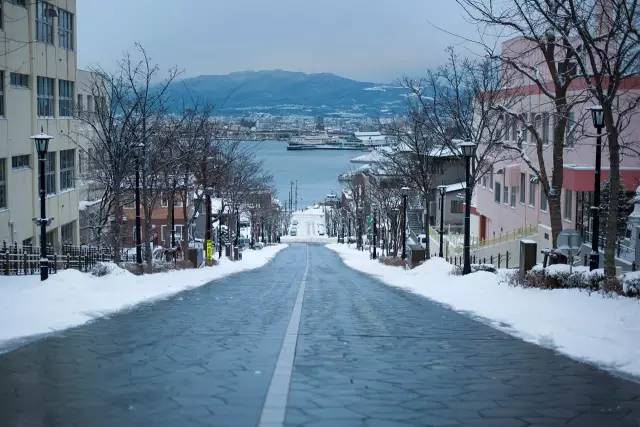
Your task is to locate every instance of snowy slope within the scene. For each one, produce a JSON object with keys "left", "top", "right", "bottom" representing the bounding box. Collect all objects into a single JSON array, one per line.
[
  {"left": 328, "top": 243, "right": 640, "bottom": 379},
  {"left": 0, "top": 244, "right": 287, "bottom": 352}
]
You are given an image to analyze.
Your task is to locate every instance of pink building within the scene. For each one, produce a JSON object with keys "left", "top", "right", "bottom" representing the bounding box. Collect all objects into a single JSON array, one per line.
[{"left": 473, "top": 36, "right": 640, "bottom": 249}]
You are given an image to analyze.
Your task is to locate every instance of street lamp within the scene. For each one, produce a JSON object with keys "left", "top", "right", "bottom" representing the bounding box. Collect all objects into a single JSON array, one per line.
[
  {"left": 459, "top": 141, "right": 477, "bottom": 275},
  {"left": 356, "top": 206, "right": 363, "bottom": 250},
  {"left": 588, "top": 105, "right": 605, "bottom": 270},
  {"left": 134, "top": 142, "right": 144, "bottom": 265},
  {"left": 437, "top": 185, "right": 447, "bottom": 258},
  {"left": 372, "top": 208, "right": 377, "bottom": 259},
  {"left": 401, "top": 186, "right": 410, "bottom": 260},
  {"left": 31, "top": 129, "right": 53, "bottom": 281}
]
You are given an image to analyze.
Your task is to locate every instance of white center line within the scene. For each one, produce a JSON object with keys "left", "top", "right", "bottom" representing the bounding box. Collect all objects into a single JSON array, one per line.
[{"left": 258, "top": 244, "right": 309, "bottom": 427}]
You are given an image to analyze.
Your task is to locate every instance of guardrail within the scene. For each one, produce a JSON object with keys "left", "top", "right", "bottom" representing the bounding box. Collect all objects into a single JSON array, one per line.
[{"left": 1, "top": 241, "right": 113, "bottom": 276}]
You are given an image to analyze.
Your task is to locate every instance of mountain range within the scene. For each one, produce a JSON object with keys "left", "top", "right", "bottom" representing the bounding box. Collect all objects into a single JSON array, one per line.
[{"left": 166, "top": 70, "right": 408, "bottom": 117}]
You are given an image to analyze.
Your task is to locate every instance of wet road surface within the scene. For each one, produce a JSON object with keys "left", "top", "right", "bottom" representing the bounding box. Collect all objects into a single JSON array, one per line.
[{"left": 1, "top": 244, "right": 639, "bottom": 426}]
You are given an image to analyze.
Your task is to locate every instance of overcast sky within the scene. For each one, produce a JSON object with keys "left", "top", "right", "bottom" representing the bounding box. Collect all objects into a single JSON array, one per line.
[{"left": 78, "top": 0, "right": 478, "bottom": 83}]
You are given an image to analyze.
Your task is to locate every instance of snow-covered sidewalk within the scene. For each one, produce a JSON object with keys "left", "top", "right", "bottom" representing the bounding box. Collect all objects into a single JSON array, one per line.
[
  {"left": 328, "top": 243, "right": 640, "bottom": 379},
  {"left": 0, "top": 244, "right": 287, "bottom": 351}
]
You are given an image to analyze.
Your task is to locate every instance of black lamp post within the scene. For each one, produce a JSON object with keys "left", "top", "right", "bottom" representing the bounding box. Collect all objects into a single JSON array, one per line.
[
  {"left": 218, "top": 207, "right": 223, "bottom": 259},
  {"left": 31, "top": 129, "right": 53, "bottom": 281},
  {"left": 134, "top": 142, "right": 144, "bottom": 265},
  {"left": 372, "top": 208, "right": 377, "bottom": 259},
  {"left": 357, "top": 206, "right": 363, "bottom": 250},
  {"left": 588, "top": 105, "right": 605, "bottom": 271},
  {"left": 437, "top": 185, "right": 447, "bottom": 258},
  {"left": 460, "top": 141, "right": 477, "bottom": 275},
  {"left": 401, "top": 186, "right": 410, "bottom": 260}
]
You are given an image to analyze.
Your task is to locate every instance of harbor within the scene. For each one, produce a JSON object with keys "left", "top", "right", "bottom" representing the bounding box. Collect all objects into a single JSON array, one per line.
[{"left": 286, "top": 131, "right": 393, "bottom": 151}]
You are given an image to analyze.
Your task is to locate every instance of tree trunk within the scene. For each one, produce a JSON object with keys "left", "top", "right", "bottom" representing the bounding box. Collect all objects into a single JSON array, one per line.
[
  {"left": 548, "top": 110, "right": 566, "bottom": 248},
  {"left": 604, "top": 110, "right": 620, "bottom": 289},
  {"left": 112, "top": 192, "right": 123, "bottom": 263}
]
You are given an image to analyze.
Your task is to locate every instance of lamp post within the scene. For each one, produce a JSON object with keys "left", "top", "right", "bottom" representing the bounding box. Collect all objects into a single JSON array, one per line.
[
  {"left": 437, "top": 185, "right": 447, "bottom": 258},
  {"left": 31, "top": 129, "right": 53, "bottom": 281},
  {"left": 134, "top": 142, "right": 144, "bottom": 265},
  {"left": 459, "top": 141, "right": 477, "bottom": 275},
  {"left": 372, "top": 208, "right": 377, "bottom": 259},
  {"left": 588, "top": 105, "right": 605, "bottom": 270},
  {"left": 401, "top": 186, "right": 410, "bottom": 260},
  {"left": 356, "top": 206, "right": 363, "bottom": 250}
]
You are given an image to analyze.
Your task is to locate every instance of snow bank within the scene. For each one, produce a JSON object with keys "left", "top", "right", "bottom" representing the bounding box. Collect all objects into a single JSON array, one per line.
[
  {"left": 328, "top": 243, "right": 640, "bottom": 379},
  {"left": 0, "top": 244, "right": 287, "bottom": 351}
]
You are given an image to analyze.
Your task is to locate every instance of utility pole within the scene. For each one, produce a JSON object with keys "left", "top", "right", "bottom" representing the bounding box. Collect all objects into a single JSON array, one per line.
[{"left": 295, "top": 180, "right": 298, "bottom": 211}]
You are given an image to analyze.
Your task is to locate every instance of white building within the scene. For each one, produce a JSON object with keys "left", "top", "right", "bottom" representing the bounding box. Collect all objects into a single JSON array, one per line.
[{"left": 0, "top": 0, "right": 79, "bottom": 247}]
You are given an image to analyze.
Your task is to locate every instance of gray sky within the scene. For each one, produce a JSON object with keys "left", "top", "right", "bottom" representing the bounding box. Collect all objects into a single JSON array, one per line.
[{"left": 78, "top": 0, "right": 477, "bottom": 83}]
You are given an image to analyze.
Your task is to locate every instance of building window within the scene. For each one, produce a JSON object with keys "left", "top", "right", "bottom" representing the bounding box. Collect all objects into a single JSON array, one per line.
[
  {"left": 8, "top": 0, "right": 27, "bottom": 6},
  {"left": 494, "top": 182, "right": 501, "bottom": 203},
  {"left": 541, "top": 188, "right": 548, "bottom": 211},
  {"left": 60, "top": 149, "right": 75, "bottom": 190},
  {"left": 451, "top": 199, "right": 463, "bottom": 214},
  {"left": 58, "top": 80, "right": 74, "bottom": 117},
  {"left": 564, "top": 190, "right": 573, "bottom": 220},
  {"left": 542, "top": 113, "right": 550, "bottom": 145},
  {"left": 86, "top": 95, "right": 93, "bottom": 112},
  {"left": 37, "top": 77, "right": 54, "bottom": 117},
  {"left": 520, "top": 173, "right": 526, "bottom": 204},
  {"left": 0, "top": 159, "right": 6, "bottom": 209},
  {"left": 503, "top": 185, "right": 509, "bottom": 205},
  {"left": 10, "top": 72, "right": 29, "bottom": 88},
  {"left": 510, "top": 186, "right": 517, "bottom": 207},
  {"left": 44, "top": 151, "right": 56, "bottom": 195},
  {"left": 77, "top": 94, "right": 83, "bottom": 112},
  {"left": 565, "top": 111, "right": 576, "bottom": 147},
  {"left": 0, "top": 71, "right": 4, "bottom": 117},
  {"left": 520, "top": 113, "right": 528, "bottom": 143},
  {"left": 529, "top": 176, "right": 536, "bottom": 206},
  {"left": 58, "top": 8, "right": 74, "bottom": 50},
  {"left": 36, "top": 1, "right": 54, "bottom": 44},
  {"left": 489, "top": 166, "right": 494, "bottom": 189},
  {"left": 61, "top": 221, "right": 74, "bottom": 244},
  {"left": 11, "top": 154, "right": 30, "bottom": 169}
]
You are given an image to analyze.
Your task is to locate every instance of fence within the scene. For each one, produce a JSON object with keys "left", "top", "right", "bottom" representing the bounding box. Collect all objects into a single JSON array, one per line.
[
  {"left": 448, "top": 250, "right": 516, "bottom": 269},
  {"left": 0, "top": 241, "right": 113, "bottom": 276}
]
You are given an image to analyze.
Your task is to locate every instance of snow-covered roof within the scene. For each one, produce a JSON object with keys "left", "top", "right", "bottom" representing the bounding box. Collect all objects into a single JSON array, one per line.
[{"left": 443, "top": 182, "right": 466, "bottom": 193}]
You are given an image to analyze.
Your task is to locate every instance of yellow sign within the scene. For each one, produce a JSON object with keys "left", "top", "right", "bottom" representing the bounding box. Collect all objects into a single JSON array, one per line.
[{"left": 206, "top": 240, "right": 214, "bottom": 262}]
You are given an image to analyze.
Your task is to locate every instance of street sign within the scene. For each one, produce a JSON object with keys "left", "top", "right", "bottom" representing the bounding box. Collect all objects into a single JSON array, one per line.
[
  {"left": 557, "top": 229, "right": 582, "bottom": 272},
  {"left": 557, "top": 229, "right": 582, "bottom": 253},
  {"left": 206, "top": 240, "right": 214, "bottom": 262}
]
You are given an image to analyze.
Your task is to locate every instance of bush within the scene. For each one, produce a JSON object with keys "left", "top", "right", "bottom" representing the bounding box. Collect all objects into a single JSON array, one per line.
[
  {"left": 451, "top": 263, "right": 498, "bottom": 276},
  {"left": 91, "top": 262, "right": 115, "bottom": 277},
  {"left": 525, "top": 264, "right": 604, "bottom": 290},
  {"left": 621, "top": 272, "right": 640, "bottom": 297}
]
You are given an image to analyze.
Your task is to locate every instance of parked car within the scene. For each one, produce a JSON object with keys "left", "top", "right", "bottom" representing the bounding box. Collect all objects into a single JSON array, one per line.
[{"left": 292, "top": 219, "right": 299, "bottom": 225}]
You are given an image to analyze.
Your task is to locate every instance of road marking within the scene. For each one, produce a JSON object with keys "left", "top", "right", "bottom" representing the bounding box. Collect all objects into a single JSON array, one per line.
[{"left": 258, "top": 244, "right": 309, "bottom": 427}]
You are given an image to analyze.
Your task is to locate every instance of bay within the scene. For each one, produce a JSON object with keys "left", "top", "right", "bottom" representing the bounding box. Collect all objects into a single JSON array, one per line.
[{"left": 244, "top": 140, "right": 360, "bottom": 209}]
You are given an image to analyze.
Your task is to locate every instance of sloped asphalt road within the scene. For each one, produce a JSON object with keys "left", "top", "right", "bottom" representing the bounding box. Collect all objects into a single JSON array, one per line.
[{"left": 0, "top": 244, "right": 639, "bottom": 426}]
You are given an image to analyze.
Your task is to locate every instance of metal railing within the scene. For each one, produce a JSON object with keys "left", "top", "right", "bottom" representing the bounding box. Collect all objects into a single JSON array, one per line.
[
  {"left": 448, "top": 250, "right": 516, "bottom": 269},
  {"left": 0, "top": 241, "right": 113, "bottom": 276}
]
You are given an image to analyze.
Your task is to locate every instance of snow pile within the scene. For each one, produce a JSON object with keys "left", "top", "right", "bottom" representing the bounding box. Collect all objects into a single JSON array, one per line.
[
  {"left": 328, "top": 243, "right": 640, "bottom": 378},
  {"left": 0, "top": 244, "right": 287, "bottom": 351}
]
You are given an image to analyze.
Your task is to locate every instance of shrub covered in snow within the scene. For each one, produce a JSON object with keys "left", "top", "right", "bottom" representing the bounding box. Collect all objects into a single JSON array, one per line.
[
  {"left": 620, "top": 272, "right": 640, "bottom": 297},
  {"left": 90, "top": 262, "right": 117, "bottom": 277},
  {"left": 525, "top": 264, "right": 604, "bottom": 290},
  {"left": 451, "top": 263, "right": 498, "bottom": 275}
]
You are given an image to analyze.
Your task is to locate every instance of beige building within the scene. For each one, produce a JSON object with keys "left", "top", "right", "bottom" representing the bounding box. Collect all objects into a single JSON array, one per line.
[{"left": 0, "top": 0, "right": 79, "bottom": 247}]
